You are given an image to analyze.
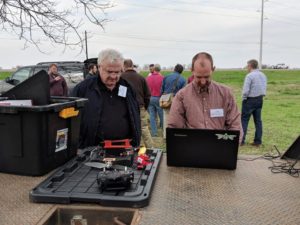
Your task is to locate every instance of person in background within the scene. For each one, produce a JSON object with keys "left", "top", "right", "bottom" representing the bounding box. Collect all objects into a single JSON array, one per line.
[
  {"left": 48, "top": 63, "right": 68, "bottom": 96},
  {"left": 121, "top": 59, "right": 154, "bottom": 148},
  {"left": 133, "top": 64, "right": 141, "bottom": 73},
  {"left": 146, "top": 64, "right": 164, "bottom": 137},
  {"left": 168, "top": 52, "right": 243, "bottom": 142},
  {"left": 148, "top": 64, "right": 155, "bottom": 76},
  {"left": 187, "top": 74, "right": 194, "bottom": 83},
  {"left": 160, "top": 64, "right": 186, "bottom": 139},
  {"left": 72, "top": 49, "right": 141, "bottom": 149},
  {"left": 85, "top": 63, "right": 98, "bottom": 79},
  {"left": 241, "top": 59, "right": 267, "bottom": 147}
]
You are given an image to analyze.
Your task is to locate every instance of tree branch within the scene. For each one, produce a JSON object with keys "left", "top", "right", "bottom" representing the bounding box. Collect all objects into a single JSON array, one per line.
[{"left": 0, "top": 0, "right": 113, "bottom": 52}]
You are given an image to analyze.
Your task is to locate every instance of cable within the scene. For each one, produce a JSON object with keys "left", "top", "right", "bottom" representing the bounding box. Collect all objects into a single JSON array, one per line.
[
  {"left": 116, "top": 2, "right": 258, "bottom": 19},
  {"left": 269, "top": 159, "right": 300, "bottom": 178},
  {"left": 239, "top": 145, "right": 300, "bottom": 177},
  {"left": 91, "top": 32, "right": 259, "bottom": 45},
  {"left": 238, "top": 144, "right": 281, "bottom": 161}
]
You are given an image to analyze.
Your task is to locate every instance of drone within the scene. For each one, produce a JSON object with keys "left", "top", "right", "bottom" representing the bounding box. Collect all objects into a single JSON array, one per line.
[
  {"left": 84, "top": 139, "right": 153, "bottom": 191},
  {"left": 85, "top": 157, "right": 134, "bottom": 192}
]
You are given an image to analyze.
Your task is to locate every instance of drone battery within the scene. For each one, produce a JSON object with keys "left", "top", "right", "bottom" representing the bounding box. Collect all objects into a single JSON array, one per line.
[{"left": 97, "top": 169, "right": 134, "bottom": 191}]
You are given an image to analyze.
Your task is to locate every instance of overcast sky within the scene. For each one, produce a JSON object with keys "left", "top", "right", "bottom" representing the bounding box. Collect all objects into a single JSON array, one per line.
[{"left": 1, "top": 0, "right": 300, "bottom": 69}]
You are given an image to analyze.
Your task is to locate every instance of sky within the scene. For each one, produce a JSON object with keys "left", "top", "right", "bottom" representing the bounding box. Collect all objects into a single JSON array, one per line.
[{"left": 1, "top": 0, "right": 300, "bottom": 69}]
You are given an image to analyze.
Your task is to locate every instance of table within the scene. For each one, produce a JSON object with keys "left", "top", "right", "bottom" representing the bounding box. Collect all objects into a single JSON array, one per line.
[{"left": 1, "top": 155, "right": 300, "bottom": 225}]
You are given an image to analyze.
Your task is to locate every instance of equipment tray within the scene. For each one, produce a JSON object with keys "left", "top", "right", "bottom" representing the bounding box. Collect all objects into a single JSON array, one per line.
[{"left": 30, "top": 147, "right": 162, "bottom": 208}]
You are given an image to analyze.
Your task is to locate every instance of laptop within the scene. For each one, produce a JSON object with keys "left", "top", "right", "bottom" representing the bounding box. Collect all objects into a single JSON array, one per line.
[
  {"left": 166, "top": 128, "right": 240, "bottom": 170},
  {"left": 281, "top": 135, "right": 300, "bottom": 160}
]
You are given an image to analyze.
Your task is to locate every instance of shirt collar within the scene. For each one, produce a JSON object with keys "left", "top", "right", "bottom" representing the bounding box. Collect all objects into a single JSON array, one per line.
[
  {"left": 152, "top": 71, "right": 161, "bottom": 76},
  {"left": 97, "top": 76, "right": 119, "bottom": 93}
]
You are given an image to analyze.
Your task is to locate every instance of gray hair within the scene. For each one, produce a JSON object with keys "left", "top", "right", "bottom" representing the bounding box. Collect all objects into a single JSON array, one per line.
[
  {"left": 154, "top": 64, "right": 161, "bottom": 72},
  {"left": 98, "top": 48, "right": 124, "bottom": 65}
]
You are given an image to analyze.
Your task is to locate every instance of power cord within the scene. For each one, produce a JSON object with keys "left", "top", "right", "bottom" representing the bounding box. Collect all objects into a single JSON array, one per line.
[
  {"left": 238, "top": 145, "right": 281, "bottom": 161},
  {"left": 239, "top": 145, "right": 300, "bottom": 177},
  {"left": 269, "top": 159, "right": 299, "bottom": 178}
]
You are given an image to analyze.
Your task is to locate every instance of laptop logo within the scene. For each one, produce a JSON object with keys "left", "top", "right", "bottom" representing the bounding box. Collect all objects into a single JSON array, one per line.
[{"left": 215, "top": 133, "right": 237, "bottom": 140}]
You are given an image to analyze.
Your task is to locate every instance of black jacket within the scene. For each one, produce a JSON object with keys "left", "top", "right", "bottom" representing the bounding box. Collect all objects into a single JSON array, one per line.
[{"left": 72, "top": 76, "right": 141, "bottom": 148}]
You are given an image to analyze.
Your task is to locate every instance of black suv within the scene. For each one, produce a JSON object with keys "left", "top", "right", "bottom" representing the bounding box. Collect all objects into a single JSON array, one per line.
[{"left": 0, "top": 61, "right": 84, "bottom": 95}]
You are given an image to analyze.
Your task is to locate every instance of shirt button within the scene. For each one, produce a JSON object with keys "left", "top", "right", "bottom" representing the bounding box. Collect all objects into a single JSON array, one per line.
[{"left": 203, "top": 98, "right": 206, "bottom": 101}]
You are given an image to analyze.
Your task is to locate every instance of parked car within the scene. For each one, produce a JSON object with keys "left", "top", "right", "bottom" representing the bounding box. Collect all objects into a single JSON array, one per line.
[
  {"left": 0, "top": 62, "right": 84, "bottom": 95},
  {"left": 272, "top": 63, "right": 289, "bottom": 69}
]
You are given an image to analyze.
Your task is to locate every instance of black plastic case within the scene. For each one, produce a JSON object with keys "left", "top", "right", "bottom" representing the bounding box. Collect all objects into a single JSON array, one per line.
[
  {"left": 0, "top": 97, "right": 87, "bottom": 176},
  {"left": 30, "top": 147, "right": 162, "bottom": 208}
]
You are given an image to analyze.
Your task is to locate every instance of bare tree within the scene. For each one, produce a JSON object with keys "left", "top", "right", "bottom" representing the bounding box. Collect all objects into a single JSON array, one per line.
[{"left": 0, "top": 0, "right": 114, "bottom": 52}]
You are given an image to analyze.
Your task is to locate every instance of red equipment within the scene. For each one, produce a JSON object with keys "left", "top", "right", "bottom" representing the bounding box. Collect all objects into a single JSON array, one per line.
[
  {"left": 137, "top": 154, "right": 151, "bottom": 170},
  {"left": 103, "top": 139, "right": 132, "bottom": 149}
]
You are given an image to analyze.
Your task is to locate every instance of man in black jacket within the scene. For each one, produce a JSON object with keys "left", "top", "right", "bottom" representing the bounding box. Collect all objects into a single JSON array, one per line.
[
  {"left": 122, "top": 59, "right": 153, "bottom": 148},
  {"left": 73, "top": 49, "right": 141, "bottom": 148}
]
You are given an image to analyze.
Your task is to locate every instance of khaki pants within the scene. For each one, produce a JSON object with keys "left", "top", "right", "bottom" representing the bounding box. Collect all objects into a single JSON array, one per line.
[
  {"left": 163, "top": 108, "right": 170, "bottom": 139},
  {"left": 140, "top": 107, "right": 154, "bottom": 148}
]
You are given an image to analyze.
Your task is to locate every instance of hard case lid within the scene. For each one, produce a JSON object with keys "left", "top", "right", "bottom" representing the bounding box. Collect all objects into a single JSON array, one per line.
[
  {"left": 30, "top": 147, "right": 162, "bottom": 208},
  {"left": 2, "top": 70, "right": 50, "bottom": 105}
]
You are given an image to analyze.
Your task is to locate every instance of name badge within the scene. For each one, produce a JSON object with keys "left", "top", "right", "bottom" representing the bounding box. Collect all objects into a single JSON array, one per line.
[
  {"left": 210, "top": 108, "right": 224, "bottom": 118},
  {"left": 118, "top": 85, "right": 127, "bottom": 97}
]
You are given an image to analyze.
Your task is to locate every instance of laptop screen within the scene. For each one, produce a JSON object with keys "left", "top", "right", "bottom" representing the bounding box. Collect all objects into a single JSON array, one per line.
[{"left": 166, "top": 128, "right": 240, "bottom": 170}]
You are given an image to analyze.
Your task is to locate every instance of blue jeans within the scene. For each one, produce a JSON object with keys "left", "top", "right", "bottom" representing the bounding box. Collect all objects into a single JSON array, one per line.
[
  {"left": 241, "top": 96, "right": 263, "bottom": 144},
  {"left": 148, "top": 96, "right": 163, "bottom": 136}
]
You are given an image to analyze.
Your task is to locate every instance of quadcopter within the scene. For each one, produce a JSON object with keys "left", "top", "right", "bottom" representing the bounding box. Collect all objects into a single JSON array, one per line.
[
  {"left": 84, "top": 139, "right": 153, "bottom": 191},
  {"left": 85, "top": 158, "right": 134, "bottom": 192}
]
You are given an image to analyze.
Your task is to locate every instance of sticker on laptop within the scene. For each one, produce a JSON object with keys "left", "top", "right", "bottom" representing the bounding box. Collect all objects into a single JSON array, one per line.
[
  {"left": 215, "top": 133, "right": 237, "bottom": 140},
  {"left": 55, "top": 128, "right": 68, "bottom": 152}
]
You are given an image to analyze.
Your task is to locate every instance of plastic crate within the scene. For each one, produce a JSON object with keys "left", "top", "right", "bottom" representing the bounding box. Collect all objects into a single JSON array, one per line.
[{"left": 0, "top": 97, "right": 87, "bottom": 176}]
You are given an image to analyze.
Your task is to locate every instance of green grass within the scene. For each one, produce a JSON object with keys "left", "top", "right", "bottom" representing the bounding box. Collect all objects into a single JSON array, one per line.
[
  {"left": 0, "top": 71, "right": 12, "bottom": 80},
  {"left": 143, "top": 69, "right": 300, "bottom": 155}
]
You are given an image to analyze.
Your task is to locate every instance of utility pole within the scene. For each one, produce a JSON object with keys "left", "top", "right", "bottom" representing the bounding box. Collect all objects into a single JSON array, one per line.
[
  {"left": 85, "top": 30, "right": 88, "bottom": 60},
  {"left": 259, "top": 0, "right": 264, "bottom": 69}
]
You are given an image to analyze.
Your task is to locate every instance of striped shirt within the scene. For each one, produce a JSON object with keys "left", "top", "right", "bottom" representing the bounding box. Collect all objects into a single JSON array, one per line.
[{"left": 242, "top": 69, "right": 267, "bottom": 100}]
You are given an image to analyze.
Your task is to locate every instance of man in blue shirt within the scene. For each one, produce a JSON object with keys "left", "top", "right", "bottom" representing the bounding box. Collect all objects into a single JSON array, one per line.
[
  {"left": 160, "top": 64, "right": 186, "bottom": 139},
  {"left": 241, "top": 59, "right": 267, "bottom": 147}
]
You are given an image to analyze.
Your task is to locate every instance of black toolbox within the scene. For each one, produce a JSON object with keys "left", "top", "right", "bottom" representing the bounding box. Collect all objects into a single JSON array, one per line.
[
  {"left": 0, "top": 97, "right": 87, "bottom": 176},
  {"left": 30, "top": 147, "right": 162, "bottom": 207}
]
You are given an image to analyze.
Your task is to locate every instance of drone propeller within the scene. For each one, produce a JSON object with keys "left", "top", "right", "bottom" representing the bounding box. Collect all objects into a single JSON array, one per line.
[
  {"left": 85, "top": 162, "right": 106, "bottom": 169},
  {"left": 85, "top": 162, "right": 126, "bottom": 171}
]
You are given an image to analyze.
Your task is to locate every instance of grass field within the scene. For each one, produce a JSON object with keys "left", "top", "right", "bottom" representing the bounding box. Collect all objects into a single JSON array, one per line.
[
  {"left": 0, "top": 71, "right": 12, "bottom": 80},
  {"left": 1, "top": 69, "right": 299, "bottom": 155}
]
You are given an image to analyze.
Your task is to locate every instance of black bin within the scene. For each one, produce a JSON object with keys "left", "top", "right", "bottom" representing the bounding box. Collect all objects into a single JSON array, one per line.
[{"left": 0, "top": 97, "right": 87, "bottom": 176}]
